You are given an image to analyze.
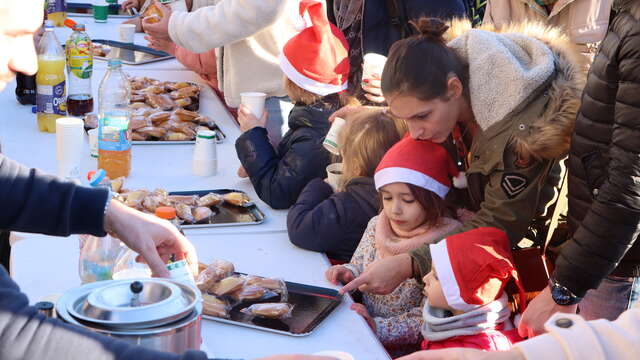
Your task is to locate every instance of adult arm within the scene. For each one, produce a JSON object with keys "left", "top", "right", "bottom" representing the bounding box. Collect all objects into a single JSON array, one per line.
[
  {"left": 287, "top": 178, "right": 358, "bottom": 255},
  {"left": 168, "top": 0, "right": 287, "bottom": 53},
  {"left": 0, "top": 154, "right": 108, "bottom": 237},
  {"left": 553, "top": 26, "right": 640, "bottom": 297},
  {"left": 0, "top": 267, "right": 207, "bottom": 360},
  {"left": 235, "top": 127, "right": 326, "bottom": 210},
  {"left": 374, "top": 304, "right": 424, "bottom": 347},
  {"left": 410, "top": 156, "right": 549, "bottom": 278}
]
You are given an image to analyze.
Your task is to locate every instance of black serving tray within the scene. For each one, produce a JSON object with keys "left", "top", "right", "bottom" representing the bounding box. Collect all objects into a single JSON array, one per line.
[
  {"left": 169, "top": 189, "right": 265, "bottom": 228},
  {"left": 92, "top": 39, "right": 174, "bottom": 65},
  {"left": 203, "top": 275, "right": 342, "bottom": 337}
]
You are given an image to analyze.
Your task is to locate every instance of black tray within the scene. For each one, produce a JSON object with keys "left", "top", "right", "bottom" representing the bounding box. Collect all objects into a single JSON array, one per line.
[
  {"left": 203, "top": 275, "right": 342, "bottom": 336},
  {"left": 92, "top": 39, "right": 174, "bottom": 65},
  {"left": 132, "top": 121, "right": 226, "bottom": 145},
  {"left": 170, "top": 189, "right": 265, "bottom": 228}
]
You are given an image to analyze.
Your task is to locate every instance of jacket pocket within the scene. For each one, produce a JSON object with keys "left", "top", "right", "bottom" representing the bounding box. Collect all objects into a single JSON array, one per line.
[{"left": 580, "top": 150, "right": 606, "bottom": 196}]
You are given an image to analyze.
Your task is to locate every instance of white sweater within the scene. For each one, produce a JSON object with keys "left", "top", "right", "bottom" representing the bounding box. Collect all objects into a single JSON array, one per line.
[
  {"left": 516, "top": 304, "right": 640, "bottom": 359},
  {"left": 168, "top": 0, "right": 304, "bottom": 107}
]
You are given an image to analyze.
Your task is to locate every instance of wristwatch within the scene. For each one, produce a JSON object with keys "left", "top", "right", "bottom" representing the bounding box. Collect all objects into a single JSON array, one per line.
[{"left": 549, "top": 277, "right": 582, "bottom": 306}]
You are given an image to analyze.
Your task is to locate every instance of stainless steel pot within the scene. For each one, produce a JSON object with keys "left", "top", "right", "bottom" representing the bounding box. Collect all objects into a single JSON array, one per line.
[{"left": 56, "top": 278, "right": 202, "bottom": 354}]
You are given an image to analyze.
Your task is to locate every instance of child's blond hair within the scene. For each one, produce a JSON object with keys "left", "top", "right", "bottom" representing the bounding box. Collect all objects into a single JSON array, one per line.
[
  {"left": 338, "top": 109, "right": 407, "bottom": 190},
  {"left": 284, "top": 77, "right": 359, "bottom": 107}
]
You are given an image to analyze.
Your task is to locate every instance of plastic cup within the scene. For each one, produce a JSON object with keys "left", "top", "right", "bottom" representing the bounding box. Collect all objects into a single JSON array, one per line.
[
  {"left": 56, "top": 117, "right": 85, "bottom": 181},
  {"left": 88, "top": 128, "right": 99, "bottom": 158},
  {"left": 240, "top": 92, "right": 267, "bottom": 118},
  {"left": 362, "top": 53, "right": 387, "bottom": 82},
  {"left": 93, "top": 1, "right": 109, "bottom": 23},
  {"left": 119, "top": 23, "right": 136, "bottom": 43},
  {"left": 192, "top": 130, "right": 217, "bottom": 176},
  {"left": 313, "top": 351, "right": 354, "bottom": 360},
  {"left": 323, "top": 117, "right": 346, "bottom": 155},
  {"left": 326, "top": 163, "right": 344, "bottom": 192}
]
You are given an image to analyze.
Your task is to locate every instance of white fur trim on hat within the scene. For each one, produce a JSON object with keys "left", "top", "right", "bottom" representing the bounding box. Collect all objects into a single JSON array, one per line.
[
  {"left": 279, "top": 53, "right": 348, "bottom": 96},
  {"left": 430, "top": 240, "right": 477, "bottom": 312},
  {"left": 374, "top": 167, "right": 450, "bottom": 199}
]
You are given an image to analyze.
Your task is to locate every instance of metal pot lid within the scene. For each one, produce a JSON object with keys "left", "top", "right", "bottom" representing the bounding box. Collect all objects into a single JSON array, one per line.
[{"left": 66, "top": 278, "right": 198, "bottom": 329}]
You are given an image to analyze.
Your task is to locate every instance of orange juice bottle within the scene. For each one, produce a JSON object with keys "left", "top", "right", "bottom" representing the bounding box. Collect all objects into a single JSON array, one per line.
[
  {"left": 98, "top": 59, "right": 132, "bottom": 178},
  {"left": 36, "top": 20, "right": 66, "bottom": 133}
]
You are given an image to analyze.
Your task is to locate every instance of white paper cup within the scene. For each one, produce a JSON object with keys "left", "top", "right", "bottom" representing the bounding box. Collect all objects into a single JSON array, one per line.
[
  {"left": 326, "top": 163, "right": 344, "bottom": 192},
  {"left": 313, "top": 351, "right": 354, "bottom": 360},
  {"left": 362, "top": 53, "right": 387, "bottom": 82},
  {"left": 118, "top": 23, "right": 136, "bottom": 43},
  {"left": 56, "top": 117, "right": 85, "bottom": 180},
  {"left": 323, "top": 117, "right": 346, "bottom": 155},
  {"left": 240, "top": 92, "right": 267, "bottom": 118},
  {"left": 192, "top": 130, "right": 217, "bottom": 176},
  {"left": 88, "top": 128, "right": 99, "bottom": 158}
]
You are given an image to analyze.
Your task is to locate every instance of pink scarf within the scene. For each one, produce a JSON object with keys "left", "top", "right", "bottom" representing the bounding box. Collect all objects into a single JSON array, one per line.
[{"left": 374, "top": 212, "right": 462, "bottom": 259}]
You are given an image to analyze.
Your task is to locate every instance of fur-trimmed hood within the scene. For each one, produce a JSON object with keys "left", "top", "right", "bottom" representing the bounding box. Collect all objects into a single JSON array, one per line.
[{"left": 445, "top": 20, "right": 587, "bottom": 161}]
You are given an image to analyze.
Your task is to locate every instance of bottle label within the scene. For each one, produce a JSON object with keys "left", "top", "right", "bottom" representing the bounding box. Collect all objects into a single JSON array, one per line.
[
  {"left": 47, "top": 0, "right": 66, "bottom": 13},
  {"left": 99, "top": 115, "right": 131, "bottom": 152},
  {"left": 36, "top": 81, "right": 66, "bottom": 115},
  {"left": 67, "top": 38, "right": 93, "bottom": 79}
]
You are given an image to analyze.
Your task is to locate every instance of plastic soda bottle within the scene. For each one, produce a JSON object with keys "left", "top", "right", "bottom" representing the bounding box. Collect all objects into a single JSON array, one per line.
[
  {"left": 46, "top": 0, "right": 67, "bottom": 27},
  {"left": 36, "top": 20, "right": 66, "bottom": 133},
  {"left": 98, "top": 59, "right": 132, "bottom": 179},
  {"left": 66, "top": 23, "right": 94, "bottom": 116}
]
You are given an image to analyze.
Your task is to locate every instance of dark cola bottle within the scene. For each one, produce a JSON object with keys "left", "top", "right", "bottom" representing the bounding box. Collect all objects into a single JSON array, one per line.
[{"left": 15, "top": 72, "right": 37, "bottom": 105}]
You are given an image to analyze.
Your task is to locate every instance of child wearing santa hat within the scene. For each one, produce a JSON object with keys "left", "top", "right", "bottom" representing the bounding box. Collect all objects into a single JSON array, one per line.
[
  {"left": 235, "top": 0, "right": 356, "bottom": 210},
  {"left": 326, "top": 135, "right": 463, "bottom": 356},
  {"left": 421, "top": 227, "right": 525, "bottom": 351}
]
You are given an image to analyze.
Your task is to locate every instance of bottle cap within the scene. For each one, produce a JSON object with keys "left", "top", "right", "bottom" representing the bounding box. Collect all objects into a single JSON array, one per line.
[
  {"left": 44, "top": 20, "right": 54, "bottom": 29},
  {"left": 73, "top": 24, "right": 86, "bottom": 32},
  {"left": 87, "top": 170, "right": 96, "bottom": 181},
  {"left": 64, "top": 18, "right": 77, "bottom": 29},
  {"left": 155, "top": 206, "right": 177, "bottom": 220},
  {"left": 89, "top": 169, "right": 107, "bottom": 187},
  {"left": 31, "top": 106, "right": 37, "bottom": 114}
]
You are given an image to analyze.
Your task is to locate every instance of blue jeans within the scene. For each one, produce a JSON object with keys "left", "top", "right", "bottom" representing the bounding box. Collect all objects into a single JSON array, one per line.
[
  {"left": 265, "top": 96, "right": 294, "bottom": 146},
  {"left": 578, "top": 275, "right": 640, "bottom": 321}
]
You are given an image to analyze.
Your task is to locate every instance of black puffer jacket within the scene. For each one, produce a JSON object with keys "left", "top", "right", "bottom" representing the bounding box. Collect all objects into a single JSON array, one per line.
[
  {"left": 287, "top": 177, "right": 378, "bottom": 262},
  {"left": 559, "top": 5, "right": 640, "bottom": 297},
  {"left": 235, "top": 98, "right": 337, "bottom": 209}
]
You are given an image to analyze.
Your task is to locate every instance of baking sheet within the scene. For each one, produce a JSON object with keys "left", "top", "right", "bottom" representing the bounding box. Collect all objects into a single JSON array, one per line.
[
  {"left": 92, "top": 39, "right": 174, "bottom": 65},
  {"left": 132, "top": 122, "right": 226, "bottom": 145},
  {"left": 67, "top": 2, "right": 136, "bottom": 18},
  {"left": 203, "top": 276, "right": 342, "bottom": 337},
  {"left": 170, "top": 190, "right": 265, "bottom": 228}
]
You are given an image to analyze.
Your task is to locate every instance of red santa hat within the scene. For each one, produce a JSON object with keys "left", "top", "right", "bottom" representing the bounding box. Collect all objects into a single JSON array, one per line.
[
  {"left": 279, "top": 0, "right": 349, "bottom": 96},
  {"left": 374, "top": 136, "right": 464, "bottom": 199},
  {"left": 429, "top": 227, "right": 527, "bottom": 312}
]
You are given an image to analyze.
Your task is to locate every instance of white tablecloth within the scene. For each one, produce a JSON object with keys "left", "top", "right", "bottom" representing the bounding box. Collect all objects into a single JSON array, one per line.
[{"left": 3, "top": 13, "right": 391, "bottom": 360}]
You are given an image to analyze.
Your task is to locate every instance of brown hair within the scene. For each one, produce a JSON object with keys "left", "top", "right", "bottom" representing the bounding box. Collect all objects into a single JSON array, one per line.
[
  {"left": 338, "top": 109, "right": 406, "bottom": 190},
  {"left": 284, "top": 77, "right": 359, "bottom": 107},
  {"left": 381, "top": 17, "right": 468, "bottom": 101}
]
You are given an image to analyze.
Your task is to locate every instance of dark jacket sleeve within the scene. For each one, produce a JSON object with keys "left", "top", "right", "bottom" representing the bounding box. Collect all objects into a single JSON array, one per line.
[
  {"left": 235, "top": 127, "right": 327, "bottom": 210},
  {"left": 0, "top": 154, "right": 108, "bottom": 237},
  {"left": 554, "top": 25, "right": 640, "bottom": 297},
  {"left": 0, "top": 267, "right": 207, "bottom": 360},
  {"left": 287, "top": 178, "right": 364, "bottom": 260}
]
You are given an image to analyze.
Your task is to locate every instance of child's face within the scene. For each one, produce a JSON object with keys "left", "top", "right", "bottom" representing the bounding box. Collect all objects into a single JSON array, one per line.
[
  {"left": 380, "top": 182, "right": 427, "bottom": 233},
  {"left": 423, "top": 267, "right": 452, "bottom": 310}
]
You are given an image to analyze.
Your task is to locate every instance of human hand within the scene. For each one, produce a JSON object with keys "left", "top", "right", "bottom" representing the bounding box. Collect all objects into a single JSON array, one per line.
[
  {"left": 142, "top": 0, "right": 172, "bottom": 41},
  {"left": 351, "top": 303, "right": 376, "bottom": 331},
  {"left": 238, "top": 105, "right": 268, "bottom": 133},
  {"left": 121, "top": 0, "right": 140, "bottom": 10},
  {"left": 237, "top": 165, "right": 248, "bottom": 178},
  {"left": 362, "top": 73, "right": 385, "bottom": 103},
  {"left": 327, "top": 105, "right": 381, "bottom": 123},
  {"left": 144, "top": 34, "right": 176, "bottom": 55},
  {"left": 325, "top": 265, "right": 355, "bottom": 285},
  {"left": 339, "top": 253, "right": 412, "bottom": 295},
  {"left": 104, "top": 199, "right": 198, "bottom": 278},
  {"left": 518, "top": 285, "right": 577, "bottom": 338},
  {"left": 398, "top": 348, "right": 526, "bottom": 360}
]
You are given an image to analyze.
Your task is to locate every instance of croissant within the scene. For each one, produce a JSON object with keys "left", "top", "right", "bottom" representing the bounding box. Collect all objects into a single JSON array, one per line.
[{"left": 197, "top": 193, "right": 224, "bottom": 207}]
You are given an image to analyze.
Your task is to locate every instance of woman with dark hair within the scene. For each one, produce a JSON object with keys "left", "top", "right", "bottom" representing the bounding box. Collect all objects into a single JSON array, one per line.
[{"left": 339, "top": 17, "right": 586, "bottom": 306}]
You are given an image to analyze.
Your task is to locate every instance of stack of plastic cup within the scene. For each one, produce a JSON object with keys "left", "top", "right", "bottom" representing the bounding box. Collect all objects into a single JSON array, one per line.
[
  {"left": 240, "top": 92, "right": 267, "bottom": 118},
  {"left": 118, "top": 23, "right": 136, "bottom": 43},
  {"left": 87, "top": 128, "right": 99, "bottom": 158},
  {"left": 192, "top": 130, "right": 217, "bottom": 176},
  {"left": 56, "top": 117, "right": 85, "bottom": 181}
]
